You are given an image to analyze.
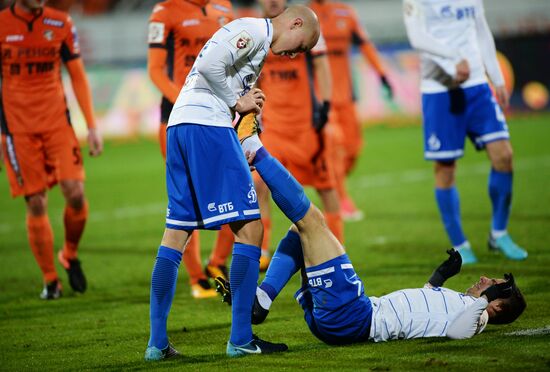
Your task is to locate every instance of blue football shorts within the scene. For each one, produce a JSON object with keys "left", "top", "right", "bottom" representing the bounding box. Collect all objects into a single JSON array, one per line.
[
  {"left": 422, "top": 83, "right": 509, "bottom": 161},
  {"left": 165, "top": 123, "right": 260, "bottom": 230},
  {"left": 295, "top": 254, "right": 373, "bottom": 345}
]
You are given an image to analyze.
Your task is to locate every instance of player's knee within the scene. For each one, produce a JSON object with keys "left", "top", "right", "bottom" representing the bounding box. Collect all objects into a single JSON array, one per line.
[
  {"left": 25, "top": 192, "right": 47, "bottom": 216},
  {"left": 434, "top": 161, "right": 456, "bottom": 188},
  {"left": 233, "top": 218, "right": 264, "bottom": 247},
  {"left": 61, "top": 181, "right": 85, "bottom": 209},
  {"left": 492, "top": 147, "right": 514, "bottom": 172},
  {"left": 297, "top": 204, "right": 326, "bottom": 231}
]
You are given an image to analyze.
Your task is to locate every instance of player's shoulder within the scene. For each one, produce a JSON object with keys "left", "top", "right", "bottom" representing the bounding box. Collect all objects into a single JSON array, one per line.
[
  {"left": 329, "top": 2, "right": 356, "bottom": 17},
  {"left": 208, "top": 0, "right": 233, "bottom": 15},
  {"left": 42, "top": 6, "right": 75, "bottom": 32},
  {"left": 149, "top": 0, "right": 176, "bottom": 21},
  {"left": 226, "top": 17, "right": 268, "bottom": 36}
]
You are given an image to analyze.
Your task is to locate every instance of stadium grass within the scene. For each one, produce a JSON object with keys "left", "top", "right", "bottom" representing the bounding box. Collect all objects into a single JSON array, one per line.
[{"left": 1, "top": 114, "right": 549, "bottom": 371}]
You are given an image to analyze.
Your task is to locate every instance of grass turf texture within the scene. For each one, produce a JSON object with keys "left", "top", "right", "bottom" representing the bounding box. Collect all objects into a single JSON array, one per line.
[{"left": 1, "top": 114, "right": 549, "bottom": 371}]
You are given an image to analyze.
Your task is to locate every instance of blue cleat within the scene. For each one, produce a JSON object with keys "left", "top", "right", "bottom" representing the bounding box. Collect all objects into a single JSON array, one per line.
[
  {"left": 226, "top": 335, "right": 287, "bottom": 357},
  {"left": 144, "top": 343, "right": 180, "bottom": 361},
  {"left": 455, "top": 242, "right": 478, "bottom": 265},
  {"left": 489, "top": 234, "right": 528, "bottom": 261}
]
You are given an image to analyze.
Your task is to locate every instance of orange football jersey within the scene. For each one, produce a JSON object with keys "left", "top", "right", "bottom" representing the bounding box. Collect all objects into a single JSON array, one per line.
[
  {"left": 259, "top": 38, "right": 327, "bottom": 135},
  {"left": 309, "top": 1, "right": 369, "bottom": 105},
  {"left": 0, "top": 4, "right": 80, "bottom": 135},
  {"left": 148, "top": 0, "right": 233, "bottom": 89}
]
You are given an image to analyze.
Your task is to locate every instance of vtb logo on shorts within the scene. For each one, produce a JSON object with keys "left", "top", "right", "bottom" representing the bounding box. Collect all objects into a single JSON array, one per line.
[
  {"left": 309, "top": 277, "right": 333, "bottom": 288},
  {"left": 208, "top": 202, "right": 234, "bottom": 213}
]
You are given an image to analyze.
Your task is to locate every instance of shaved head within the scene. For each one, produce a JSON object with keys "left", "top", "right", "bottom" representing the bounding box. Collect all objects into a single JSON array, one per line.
[{"left": 270, "top": 4, "right": 321, "bottom": 57}]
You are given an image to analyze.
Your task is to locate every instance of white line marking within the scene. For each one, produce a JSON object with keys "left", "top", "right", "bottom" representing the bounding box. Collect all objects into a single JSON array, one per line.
[{"left": 505, "top": 326, "right": 550, "bottom": 336}]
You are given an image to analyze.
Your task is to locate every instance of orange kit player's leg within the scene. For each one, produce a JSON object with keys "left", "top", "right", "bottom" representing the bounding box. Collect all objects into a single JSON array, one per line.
[
  {"left": 206, "top": 224, "right": 233, "bottom": 280},
  {"left": 331, "top": 103, "right": 364, "bottom": 221},
  {"left": 159, "top": 122, "right": 216, "bottom": 298},
  {"left": 3, "top": 133, "right": 61, "bottom": 298}
]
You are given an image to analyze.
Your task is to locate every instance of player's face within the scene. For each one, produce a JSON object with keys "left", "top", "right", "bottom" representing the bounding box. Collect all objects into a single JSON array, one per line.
[
  {"left": 271, "top": 24, "right": 317, "bottom": 58},
  {"left": 19, "top": 0, "right": 45, "bottom": 11},
  {"left": 465, "top": 276, "right": 506, "bottom": 298},
  {"left": 259, "top": 0, "right": 287, "bottom": 18}
]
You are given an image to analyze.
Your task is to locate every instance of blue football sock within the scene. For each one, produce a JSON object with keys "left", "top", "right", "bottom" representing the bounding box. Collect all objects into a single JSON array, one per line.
[
  {"left": 261, "top": 230, "right": 303, "bottom": 301},
  {"left": 435, "top": 187, "right": 467, "bottom": 247},
  {"left": 230, "top": 243, "right": 261, "bottom": 346},
  {"left": 148, "top": 246, "right": 182, "bottom": 349},
  {"left": 489, "top": 169, "right": 513, "bottom": 232},
  {"left": 253, "top": 147, "right": 310, "bottom": 223}
]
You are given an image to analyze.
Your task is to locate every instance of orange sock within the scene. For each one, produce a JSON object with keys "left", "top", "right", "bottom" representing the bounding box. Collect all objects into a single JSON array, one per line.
[
  {"left": 62, "top": 201, "right": 88, "bottom": 260},
  {"left": 183, "top": 231, "right": 206, "bottom": 285},
  {"left": 26, "top": 214, "right": 57, "bottom": 282},
  {"left": 261, "top": 216, "right": 271, "bottom": 255},
  {"left": 324, "top": 211, "right": 344, "bottom": 243},
  {"left": 209, "top": 224, "right": 234, "bottom": 266}
]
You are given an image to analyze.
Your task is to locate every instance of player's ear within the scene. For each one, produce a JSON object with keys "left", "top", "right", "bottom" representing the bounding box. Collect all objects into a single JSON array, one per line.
[{"left": 291, "top": 17, "right": 304, "bottom": 29}]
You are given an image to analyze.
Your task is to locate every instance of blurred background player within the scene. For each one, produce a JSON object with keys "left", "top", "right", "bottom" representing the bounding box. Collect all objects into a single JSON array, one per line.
[
  {"left": 253, "top": 0, "right": 342, "bottom": 269},
  {"left": 0, "top": 0, "right": 102, "bottom": 299},
  {"left": 147, "top": 0, "right": 234, "bottom": 298},
  {"left": 403, "top": 0, "right": 528, "bottom": 263},
  {"left": 309, "top": 0, "right": 393, "bottom": 221}
]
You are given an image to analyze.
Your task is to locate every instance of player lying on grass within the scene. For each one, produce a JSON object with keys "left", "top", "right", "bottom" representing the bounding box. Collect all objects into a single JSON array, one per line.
[
  {"left": 212, "top": 115, "right": 522, "bottom": 347},
  {"left": 218, "top": 242, "right": 525, "bottom": 344}
]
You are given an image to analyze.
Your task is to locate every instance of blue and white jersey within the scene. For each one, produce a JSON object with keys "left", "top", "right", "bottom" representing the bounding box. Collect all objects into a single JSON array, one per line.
[
  {"left": 369, "top": 285, "right": 489, "bottom": 342},
  {"left": 168, "top": 18, "right": 273, "bottom": 128},
  {"left": 403, "top": 0, "right": 504, "bottom": 93}
]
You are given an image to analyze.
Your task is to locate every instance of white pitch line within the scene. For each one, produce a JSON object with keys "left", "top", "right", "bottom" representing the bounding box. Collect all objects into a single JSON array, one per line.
[
  {"left": 505, "top": 326, "right": 550, "bottom": 336},
  {"left": 355, "top": 155, "right": 550, "bottom": 189}
]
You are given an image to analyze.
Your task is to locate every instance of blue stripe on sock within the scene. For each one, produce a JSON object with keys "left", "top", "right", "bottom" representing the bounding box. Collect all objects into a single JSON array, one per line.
[
  {"left": 148, "top": 246, "right": 182, "bottom": 349},
  {"left": 435, "top": 187, "right": 466, "bottom": 247},
  {"left": 230, "top": 243, "right": 261, "bottom": 346},
  {"left": 489, "top": 169, "right": 513, "bottom": 231}
]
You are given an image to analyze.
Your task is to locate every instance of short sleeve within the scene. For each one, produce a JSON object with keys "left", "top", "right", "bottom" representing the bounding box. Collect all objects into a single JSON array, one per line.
[
  {"left": 148, "top": 3, "right": 172, "bottom": 48},
  {"left": 61, "top": 16, "right": 80, "bottom": 62}
]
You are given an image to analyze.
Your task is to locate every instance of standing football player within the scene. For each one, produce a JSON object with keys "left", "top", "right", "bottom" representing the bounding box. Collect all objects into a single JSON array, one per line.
[
  {"left": 403, "top": 0, "right": 527, "bottom": 263},
  {"left": 309, "top": 0, "right": 393, "bottom": 221},
  {"left": 144, "top": 5, "right": 321, "bottom": 360},
  {"left": 147, "top": 0, "right": 235, "bottom": 299},
  {"left": 0, "top": 0, "right": 102, "bottom": 299}
]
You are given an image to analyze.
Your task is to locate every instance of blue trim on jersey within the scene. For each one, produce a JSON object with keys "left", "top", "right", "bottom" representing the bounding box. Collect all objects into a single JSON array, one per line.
[
  {"left": 421, "top": 289, "right": 430, "bottom": 312},
  {"left": 440, "top": 291, "right": 449, "bottom": 314},
  {"left": 165, "top": 124, "right": 260, "bottom": 230},
  {"left": 402, "top": 291, "right": 412, "bottom": 312},
  {"left": 265, "top": 18, "right": 270, "bottom": 37},
  {"left": 440, "top": 321, "right": 448, "bottom": 336},
  {"left": 422, "top": 319, "right": 431, "bottom": 337},
  {"left": 222, "top": 26, "right": 230, "bottom": 32},
  {"left": 388, "top": 299, "right": 403, "bottom": 328}
]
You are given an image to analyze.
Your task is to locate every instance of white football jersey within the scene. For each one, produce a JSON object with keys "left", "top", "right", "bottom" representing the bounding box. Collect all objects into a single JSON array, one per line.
[
  {"left": 168, "top": 18, "right": 273, "bottom": 128},
  {"left": 369, "top": 286, "right": 488, "bottom": 342},
  {"left": 403, "top": 0, "right": 504, "bottom": 93}
]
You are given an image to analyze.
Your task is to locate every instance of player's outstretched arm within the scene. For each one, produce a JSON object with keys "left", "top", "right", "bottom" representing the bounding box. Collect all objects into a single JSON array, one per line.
[
  {"left": 65, "top": 58, "right": 103, "bottom": 157},
  {"left": 147, "top": 48, "right": 180, "bottom": 104},
  {"left": 427, "top": 249, "right": 462, "bottom": 287}
]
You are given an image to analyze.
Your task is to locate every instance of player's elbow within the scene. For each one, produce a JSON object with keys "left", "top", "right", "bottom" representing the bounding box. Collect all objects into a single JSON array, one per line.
[{"left": 446, "top": 328, "right": 474, "bottom": 340}]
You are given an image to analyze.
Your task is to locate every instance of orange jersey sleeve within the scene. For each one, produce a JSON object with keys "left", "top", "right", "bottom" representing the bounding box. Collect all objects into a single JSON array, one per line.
[{"left": 0, "top": 5, "right": 80, "bottom": 134}]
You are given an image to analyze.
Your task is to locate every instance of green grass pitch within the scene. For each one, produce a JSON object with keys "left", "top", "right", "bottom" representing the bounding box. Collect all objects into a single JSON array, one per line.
[{"left": 1, "top": 114, "right": 549, "bottom": 371}]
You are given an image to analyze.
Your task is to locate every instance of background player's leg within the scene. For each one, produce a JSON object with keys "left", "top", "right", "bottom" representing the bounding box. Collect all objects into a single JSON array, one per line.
[
  {"left": 147, "top": 228, "right": 189, "bottom": 354},
  {"left": 317, "top": 188, "right": 343, "bottom": 243},
  {"left": 206, "top": 225, "right": 233, "bottom": 281},
  {"left": 485, "top": 140, "right": 527, "bottom": 260},
  {"left": 183, "top": 231, "right": 217, "bottom": 298},
  {"left": 59, "top": 179, "right": 88, "bottom": 293},
  {"left": 227, "top": 219, "right": 263, "bottom": 346},
  {"left": 434, "top": 161, "right": 476, "bottom": 264},
  {"left": 25, "top": 192, "right": 59, "bottom": 298},
  {"left": 255, "top": 175, "right": 272, "bottom": 271}
]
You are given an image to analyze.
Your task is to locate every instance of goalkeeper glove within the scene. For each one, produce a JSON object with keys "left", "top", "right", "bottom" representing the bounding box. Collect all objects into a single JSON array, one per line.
[
  {"left": 313, "top": 100, "right": 330, "bottom": 132},
  {"left": 428, "top": 249, "right": 462, "bottom": 287},
  {"left": 481, "top": 273, "right": 515, "bottom": 302}
]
